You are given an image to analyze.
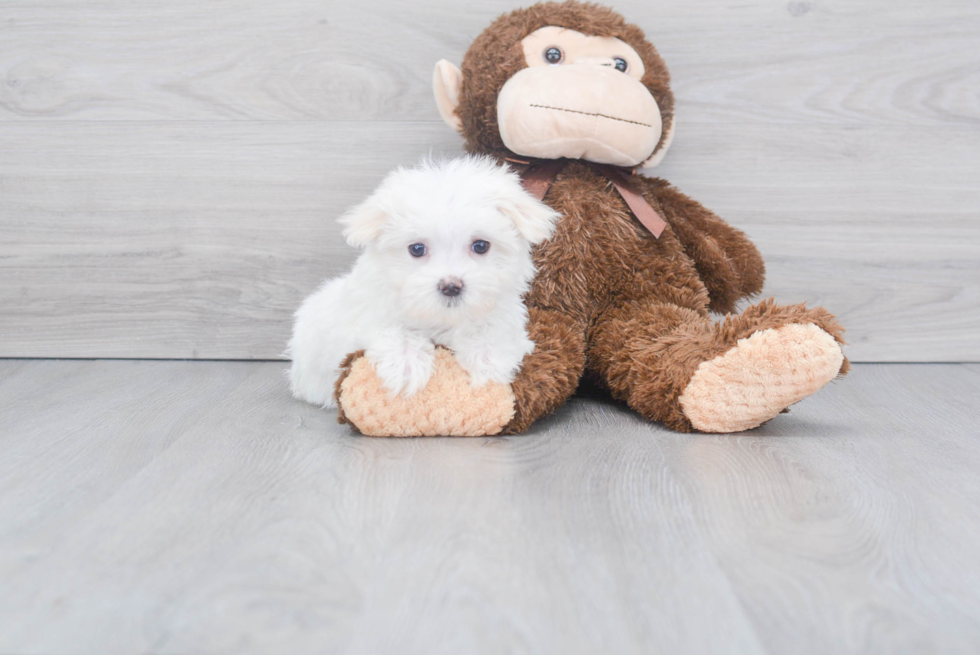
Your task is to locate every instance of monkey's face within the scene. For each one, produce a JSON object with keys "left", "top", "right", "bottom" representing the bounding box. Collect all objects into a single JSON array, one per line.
[
  {"left": 496, "top": 26, "right": 662, "bottom": 168},
  {"left": 433, "top": 2, "right": 676, "bottom": 168}
]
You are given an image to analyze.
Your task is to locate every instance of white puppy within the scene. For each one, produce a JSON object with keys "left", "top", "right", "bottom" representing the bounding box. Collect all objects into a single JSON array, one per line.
[{"left": 288, "top": 157, "right": 559, "bottom": 407}]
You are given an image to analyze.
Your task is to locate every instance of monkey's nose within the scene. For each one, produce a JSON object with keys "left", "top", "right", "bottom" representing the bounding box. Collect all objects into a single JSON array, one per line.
[{"left": 438, "top": 277, "right": 464, "bottom": 298}]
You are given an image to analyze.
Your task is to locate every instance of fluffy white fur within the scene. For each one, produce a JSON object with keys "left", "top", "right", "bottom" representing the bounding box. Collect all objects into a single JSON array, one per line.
[{"left": 288, "top": 156, "right": 560, "bottom": 407}]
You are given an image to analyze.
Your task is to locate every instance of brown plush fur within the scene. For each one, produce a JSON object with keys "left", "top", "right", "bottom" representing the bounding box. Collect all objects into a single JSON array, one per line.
[
  {"left": 499, "top": 160, "right": 846, "bottom": 433},
  {"left": 334, "top": 349, "right": 363, "bottom": 428},
  {"left": 337, "top": 0, "right": 847, "bottom": 435}
]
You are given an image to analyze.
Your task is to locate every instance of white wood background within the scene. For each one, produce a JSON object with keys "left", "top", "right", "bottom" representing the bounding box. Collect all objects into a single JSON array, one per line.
[{"left": 0, "top": 0, "right": 977, "bottom": 361}]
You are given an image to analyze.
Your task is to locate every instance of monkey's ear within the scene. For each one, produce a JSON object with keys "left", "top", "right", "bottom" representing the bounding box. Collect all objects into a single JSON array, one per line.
[
  {"left": 640, "top": 115, "right": 675, "bottom": 168},
  {"left": 498, "top": 191, "right": 561, "bottom": 245},
  {"left": 433, "top": 60, "right": 463, "bottom": 132},
  {"left": 338, "top": 194, "right": 388, "bottom": 248}
]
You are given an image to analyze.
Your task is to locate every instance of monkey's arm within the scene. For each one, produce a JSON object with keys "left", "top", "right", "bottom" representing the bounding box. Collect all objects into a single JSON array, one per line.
[
  {"left": 503, "top": 307, "right": 587, "bottom": 433},
  {"left": 637, "top": 178, "right": 766, "bottom": 315},
  {"left": 333, "top": 306, "right": 586, "bottom": 436}
]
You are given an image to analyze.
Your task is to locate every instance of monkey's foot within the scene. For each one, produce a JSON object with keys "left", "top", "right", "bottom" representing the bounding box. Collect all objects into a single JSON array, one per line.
[
  {"left": 336, "top": 348, "right": 515, "bottom": 437},
  {"left": 678, "top": 323, "right": 844, "bottom": 433}
]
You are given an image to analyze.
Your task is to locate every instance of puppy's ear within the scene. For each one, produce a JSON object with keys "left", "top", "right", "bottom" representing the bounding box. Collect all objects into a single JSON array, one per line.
[
  {"left": 338, "top": 194, "right": 388, "bottom": 248},
  {"left": 497, "top": 187, "right": 561, "bottom": 245}
]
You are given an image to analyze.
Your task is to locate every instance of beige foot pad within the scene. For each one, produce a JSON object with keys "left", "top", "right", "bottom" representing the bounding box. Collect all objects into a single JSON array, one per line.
[
  {"left": 679, "top": 323, "right": 844, "bottom": 433},
  {"left": 338, "top": 349, "right": 515, "bottom": 437}
]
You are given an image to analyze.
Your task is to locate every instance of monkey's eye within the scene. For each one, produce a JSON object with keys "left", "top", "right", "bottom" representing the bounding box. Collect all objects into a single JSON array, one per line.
[
  {"left": 613, "top": 57, "right": 628, "bottom": 73},
  {"left": 544, "top": 47, "right": 563, "bottom": 64},
  {"left": 471, "top": 240, "right": 490, "bottom": 255},
  {"left": 408, "top": 243, "right": 427, "bottom": 257}
]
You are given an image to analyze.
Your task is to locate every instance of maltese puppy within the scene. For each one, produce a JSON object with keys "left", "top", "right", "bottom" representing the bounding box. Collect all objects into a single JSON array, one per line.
[{"left": 288, "top": 156, "right": 559, "bottom": 407}]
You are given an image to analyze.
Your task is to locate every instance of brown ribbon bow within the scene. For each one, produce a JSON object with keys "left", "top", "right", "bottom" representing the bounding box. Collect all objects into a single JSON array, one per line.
[{"left": 507, "top": 157, "right": 667, "bottom": 239}]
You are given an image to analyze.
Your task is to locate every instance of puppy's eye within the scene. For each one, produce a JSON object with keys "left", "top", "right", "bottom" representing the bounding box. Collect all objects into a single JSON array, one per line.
[
  {"left": 408, "top": 243, "right": 427, "bottom": 257},
  {"left": 613, "top": 57, "right": 628, "bottom": 73},
  {"left": 471, "top": 240, "right": 490, "bottom": 255},
  {"left": 544, "top": 47, "right": 563, "bottom": 64}
]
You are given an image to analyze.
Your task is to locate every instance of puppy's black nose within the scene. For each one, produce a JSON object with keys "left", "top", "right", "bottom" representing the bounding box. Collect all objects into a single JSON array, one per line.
[{"left": 438, "top": 277, "right": 464, "bottom": 298}]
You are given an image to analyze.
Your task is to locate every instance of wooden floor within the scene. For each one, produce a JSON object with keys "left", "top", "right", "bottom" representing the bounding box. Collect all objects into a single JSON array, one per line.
[{"left": 1, "top": 360, "right": 978, "bottom": 654}]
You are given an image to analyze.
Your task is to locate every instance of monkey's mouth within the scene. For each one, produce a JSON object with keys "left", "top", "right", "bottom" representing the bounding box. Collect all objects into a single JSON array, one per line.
[{"left": 529, "top": 103, "right": 653, "bottom": 128}]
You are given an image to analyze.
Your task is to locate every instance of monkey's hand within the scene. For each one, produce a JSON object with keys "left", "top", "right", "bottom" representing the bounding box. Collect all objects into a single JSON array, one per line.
[
  {"left": 640, "top": 179, "right": 766, "bottom": 315},
  {"left": 333, "top": 347, "right": 515, "bottom": 437}
]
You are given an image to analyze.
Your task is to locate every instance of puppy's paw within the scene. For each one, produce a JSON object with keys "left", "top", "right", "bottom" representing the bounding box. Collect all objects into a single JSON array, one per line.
[
  {"left": 367, "top": 333, "right": 435, "bottom": 397},
  {"left": 457, "top": 338, "right": 534, "bottom": 388}
]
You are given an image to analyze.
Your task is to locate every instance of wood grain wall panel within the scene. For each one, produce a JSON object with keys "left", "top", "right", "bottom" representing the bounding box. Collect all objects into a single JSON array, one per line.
[
  {"left": 0, "top": 1, "right": 977, "bottom": 125},
  {"left": 1, "top": 121, "right": 976, "bottom": 360},
  {"left": 0, "top": 0, "right": 976, "bottom": 360}
]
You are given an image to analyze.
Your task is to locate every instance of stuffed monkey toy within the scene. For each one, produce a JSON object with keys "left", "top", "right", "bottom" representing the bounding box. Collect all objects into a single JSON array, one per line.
[{"left": 335, "top": 0, "right": 847, "bottom": 436}]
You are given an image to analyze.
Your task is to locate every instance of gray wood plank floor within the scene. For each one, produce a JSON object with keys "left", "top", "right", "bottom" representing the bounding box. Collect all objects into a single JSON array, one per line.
[{"left": 2, "top": 360, "right": 978, "bottom": 654}]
